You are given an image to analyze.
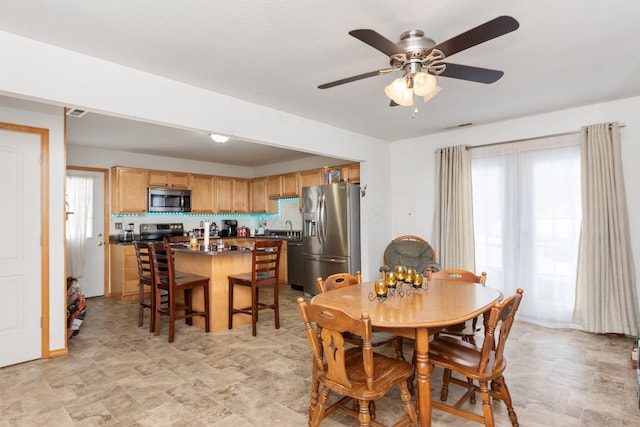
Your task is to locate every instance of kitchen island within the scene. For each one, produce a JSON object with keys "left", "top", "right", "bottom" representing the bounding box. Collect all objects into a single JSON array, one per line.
[{"left": 171, "top": 244, "right": 255, "bottom": 332}]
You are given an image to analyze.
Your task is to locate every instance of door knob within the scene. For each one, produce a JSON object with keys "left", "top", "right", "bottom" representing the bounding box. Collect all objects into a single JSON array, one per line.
[{"left": 97, "top": 241, "right": 104, "bottom": 246}]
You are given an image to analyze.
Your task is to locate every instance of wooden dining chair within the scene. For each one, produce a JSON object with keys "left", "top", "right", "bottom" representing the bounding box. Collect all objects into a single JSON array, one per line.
[
  {"left": 296, "top": 297, "right": 418, "bottom": 427},
  {"left": 428, "top": 288, "right": 524, "bottom": 427},
  {"left": 427, "top": 268, "right": 488, "bottom": 344},
  {"left": 228, "top": 239, "right": 282, "bottom": 336},
  {"left": 383, "top": 235, "right": 436, "bottom": 271},
  {"left": 317, "top": 272, "right": 405, "bottom": 360},
  {"left": 149, "top": 241, "right": 210, "bottom": 342}
]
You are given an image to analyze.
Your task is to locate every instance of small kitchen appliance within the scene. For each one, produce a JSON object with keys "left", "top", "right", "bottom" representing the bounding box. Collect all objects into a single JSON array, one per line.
[
  {"left": 120, "top": 223, "right": 135, "bottom": 242},
  {"left": 221, "top": 219, "right": 238, "bottom": 237}
]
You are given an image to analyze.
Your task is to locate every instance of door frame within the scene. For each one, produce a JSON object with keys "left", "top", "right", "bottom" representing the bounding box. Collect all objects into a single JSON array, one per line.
[
  {"left": 0, "top": 122, "right": 50, "bottom": 358},
  {"left": 66, "top": 166, "right": 110, "bottom": 298}
]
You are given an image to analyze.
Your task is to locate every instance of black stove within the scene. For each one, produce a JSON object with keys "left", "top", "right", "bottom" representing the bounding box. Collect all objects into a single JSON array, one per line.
[{"left": 139, "top": 223, "right": 184, "bottom": 242}]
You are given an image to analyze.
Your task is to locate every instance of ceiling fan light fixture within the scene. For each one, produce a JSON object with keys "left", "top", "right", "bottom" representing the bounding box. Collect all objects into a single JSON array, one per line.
[
  {"left": 412, "top": 72, "right": 437, "bottom": 96},
  {"left": 210, "top": 133, "right": 229, "bottom": 143}
]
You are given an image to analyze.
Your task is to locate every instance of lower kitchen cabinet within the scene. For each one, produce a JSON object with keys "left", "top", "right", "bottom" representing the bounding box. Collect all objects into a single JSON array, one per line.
[{"left": 110, "top": 244, "right": 140, "bottom": 301}]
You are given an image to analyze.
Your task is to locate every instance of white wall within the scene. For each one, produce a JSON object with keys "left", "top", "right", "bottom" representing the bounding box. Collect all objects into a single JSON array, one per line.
[
  {"left": 0, "top": 98, "right": 66, "bottom": 353},
  {"left": 390, "top": 96, "right": 640, "bottom": 308}
]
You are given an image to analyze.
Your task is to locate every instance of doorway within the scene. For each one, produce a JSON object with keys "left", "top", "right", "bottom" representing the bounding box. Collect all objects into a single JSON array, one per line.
[{"left": 66, "top": 167, "right": 109, "bottom": 298}]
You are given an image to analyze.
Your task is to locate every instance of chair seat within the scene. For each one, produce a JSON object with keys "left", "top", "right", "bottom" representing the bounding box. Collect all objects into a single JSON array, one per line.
[
  {"left": 158, "top": 272, "right": 209, "bottom": 290},
  {"left": 323, "top": 347, "right": 415, "bottom": 400},
  {"left": 227, "top": 271, "right": 275, "bottom": 282},
  {"left": 428, "top": 336, "right": 501, "bottom": 379}
]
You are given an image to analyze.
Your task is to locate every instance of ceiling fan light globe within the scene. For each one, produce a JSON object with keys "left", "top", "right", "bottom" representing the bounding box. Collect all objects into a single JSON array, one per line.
[
  {"left": 384, "top": 78, "right": 413, "bottom": 106},
  {"left": 422, "top": 85, "right": 442, "bottom": 103},
  {"left": 413, "top": 72, "right": 437, "bottom": 96},
  {"left": 384, "top": 77, "right": 406, "bottom": 100}
]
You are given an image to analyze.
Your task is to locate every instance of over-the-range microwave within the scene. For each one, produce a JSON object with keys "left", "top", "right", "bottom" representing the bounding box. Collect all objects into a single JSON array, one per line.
[{"left": 147, "top": 187, "right": 192, "bottom": 213}]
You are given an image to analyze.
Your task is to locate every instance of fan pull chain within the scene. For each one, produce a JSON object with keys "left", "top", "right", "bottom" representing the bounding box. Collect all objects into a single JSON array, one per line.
[{"left": 411, "top": 93, "right": 418, "bottom": 118}]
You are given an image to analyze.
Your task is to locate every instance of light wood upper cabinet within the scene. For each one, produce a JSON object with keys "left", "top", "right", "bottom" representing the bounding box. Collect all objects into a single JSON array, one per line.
[
  {"left": 267, "top": 173, "right": 299, "bottom": 199},
  {"left": 214, "top": 176, "right": 250, "bottom": 213},
  {"left": 250, "top": 177, "right": 268, "bottom": 213},
  {"left": 251, "top": 177, "right": 277, "bottom": 214},
  {"left": 111, "top": 167, "right": 148, "bottom": 214},
  {"left": 191, "top": 174, "right": 215, "bottom": 213},
  {"left": 215, "top": 176, "right": 234, "bottom": 213},
  {"left": 233, "top": 178, "right": 250, "bottom": 213},
  {"left": 148, "top": 170, "right": 191, "bottom": 188},
  {"left": 340, "top": 163, "right": 360, "bottom": 184},
  {"left": 298, "top": 168, "right": 323, "bottom": 190}
]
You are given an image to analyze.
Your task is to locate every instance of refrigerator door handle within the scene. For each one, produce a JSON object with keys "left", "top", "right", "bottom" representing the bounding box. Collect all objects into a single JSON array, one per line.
[
  {"left": 319, "top": 194, "right": 326, "bottom": 245},
  {"left": 303, "top": 255, "right": 348, "bottom": 264}
]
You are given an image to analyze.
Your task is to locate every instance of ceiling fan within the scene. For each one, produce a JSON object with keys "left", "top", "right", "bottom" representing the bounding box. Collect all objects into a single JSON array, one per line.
[{"left": 318, "top": 16, "right": 519, "bottom": 114}]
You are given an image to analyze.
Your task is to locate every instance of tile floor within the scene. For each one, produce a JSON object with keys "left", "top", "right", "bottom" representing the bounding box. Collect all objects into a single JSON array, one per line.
[{"left": 1, "top": 285, "right": 639, "bottom": 426}]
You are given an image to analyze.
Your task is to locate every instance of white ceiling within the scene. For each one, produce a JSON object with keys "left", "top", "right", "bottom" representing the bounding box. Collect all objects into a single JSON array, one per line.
[{"left": 2, "top": 1, "right": 640, "bottom": 166}]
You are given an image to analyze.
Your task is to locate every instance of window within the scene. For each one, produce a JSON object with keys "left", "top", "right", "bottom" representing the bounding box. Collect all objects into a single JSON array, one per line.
[{"left": 471, "top": 134, "right": 581, "bottom": 326}]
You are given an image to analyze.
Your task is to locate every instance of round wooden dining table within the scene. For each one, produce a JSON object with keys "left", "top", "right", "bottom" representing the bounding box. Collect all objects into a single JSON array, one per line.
[{"left": 310, "top": 277, "right": 503, "bottom": 426}]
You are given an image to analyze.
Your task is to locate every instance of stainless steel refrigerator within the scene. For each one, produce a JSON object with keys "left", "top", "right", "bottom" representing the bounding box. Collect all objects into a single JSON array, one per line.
[{"left": 302, "top": 183, "right": 361, "bottom": 295}]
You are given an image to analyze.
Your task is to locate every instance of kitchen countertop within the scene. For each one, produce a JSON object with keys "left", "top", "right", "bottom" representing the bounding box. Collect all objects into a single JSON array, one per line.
[
  {"left": 109, "top": 235, "right": 300, "bottom": 245},
  {"left": 170, "top": 243, "right": 254, "bottom": 255}
]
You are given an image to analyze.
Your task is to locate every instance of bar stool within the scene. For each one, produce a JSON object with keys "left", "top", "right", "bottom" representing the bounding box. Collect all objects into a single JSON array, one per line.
[
  {"left": 228, "top": 240, "right": 282, "bottom": 336},
  {"left": 133, "top": 241, "right": 155, "bottom": 332},
  {"left": 149, "top": 241, "right": 210, "bottom": 342}
]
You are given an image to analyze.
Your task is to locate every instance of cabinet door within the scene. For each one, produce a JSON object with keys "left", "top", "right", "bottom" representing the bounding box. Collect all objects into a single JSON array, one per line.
[
  {"left": 168, "top": 172, "right": 191, "bottom": 188},
  {"left": 191, "top": 174, "right": 215, "bottom": 213},
  {"left": 250, "top": 177, "right": 268, "bottom": 213},
  {"left": 298, "top": 168, "right": 323, "bottom": 190},
  {"left": 233, "top": 178, "right": 250, "bottom": 213},
  {"left": 266, "top": 175, "right": 282, "bottom": 198},
  {"left": 281, "top": 172, "right": 299, "bottom": 197},
  {"left": 148, "top": 170, "right": 169, "bottom": 187},
  {"left": 341, "top": 163, "right": 360, "bottom": 184},
  {"left": 148, "top": 170, "right": 191, "bottom": 188},
  {"left": 111, "top": 167, "right": 147, "bottom": 214},
  {"left": 215, "top": 176, "right": 233, "bottom": 213}
]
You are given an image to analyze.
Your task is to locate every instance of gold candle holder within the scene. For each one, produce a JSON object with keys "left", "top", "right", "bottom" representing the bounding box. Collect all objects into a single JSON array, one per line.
[
  {"left": 412, "top": 272, "right": 424, "bottom": 288},
  {"left": 374, "top": 279, "right": 388, "bottom": 297},
  {"left": 385, "top": 271, "right": 398, "bottom": 288},
  {"left": 405, "top": 267, "right": 415, "bottom": 283},
  {"left": 394, "top": 265, "right": 407, "bottom": 282}
]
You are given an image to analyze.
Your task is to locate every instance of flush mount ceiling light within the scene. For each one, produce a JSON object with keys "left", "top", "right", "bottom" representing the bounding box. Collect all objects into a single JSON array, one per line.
[{"left": 210, "top": 134, "right": 229, "bottom": 143}]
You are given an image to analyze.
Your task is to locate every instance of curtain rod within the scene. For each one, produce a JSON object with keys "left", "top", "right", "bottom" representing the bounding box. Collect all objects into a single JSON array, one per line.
[{"left": 466, "top": 123, "right": 626, "bottom": 151}]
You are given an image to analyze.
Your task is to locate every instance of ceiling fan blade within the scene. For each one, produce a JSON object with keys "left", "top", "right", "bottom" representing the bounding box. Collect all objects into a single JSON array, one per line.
[
  {"left": 436, "top": 63, "right": 504, "bottom": 84},
  {"left": 428, "top": 16, "right": 519, "bottom": 58},
  {"left": 349, "top": 29, "right": 405, "bottom": 57},
  {"left": 318, "top": 68, "right": 400, "bottom": 89}
]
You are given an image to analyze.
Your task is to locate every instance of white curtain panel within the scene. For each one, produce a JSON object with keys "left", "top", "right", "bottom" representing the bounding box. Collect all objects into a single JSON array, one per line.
[
  {"left": 573, "top": 122, "right": 639, "bottom": 336},
  {"left": 65, "top": 175, "right": 93, "bottom": 278},
  {"left": 433, "top": 145, "right": 475, "bottom": 271},
  {"left": 471, "top": 136, "right": 581, "bottom": 326}
]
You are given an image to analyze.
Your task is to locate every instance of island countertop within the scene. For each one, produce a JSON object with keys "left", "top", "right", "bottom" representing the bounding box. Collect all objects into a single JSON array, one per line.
[{"left": 170, "top": 243, "right": 254, "bottom": 255}]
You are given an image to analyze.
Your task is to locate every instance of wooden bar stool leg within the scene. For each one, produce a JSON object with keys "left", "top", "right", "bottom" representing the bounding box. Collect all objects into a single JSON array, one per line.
[
  {"left": 228, "top": 279, "right": 234, "bottom": 330},
  {"left": 252, "top": 285, "right": 258, "bottom": 336}
]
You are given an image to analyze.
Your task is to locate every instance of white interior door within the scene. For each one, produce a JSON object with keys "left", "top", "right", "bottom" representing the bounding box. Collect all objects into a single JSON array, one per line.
[
  {"left": 67, "top": 169, "right": 106, "bottom": 298},
  {"left": 0, "top": 128, "right": 42, "bottom": 367}
]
